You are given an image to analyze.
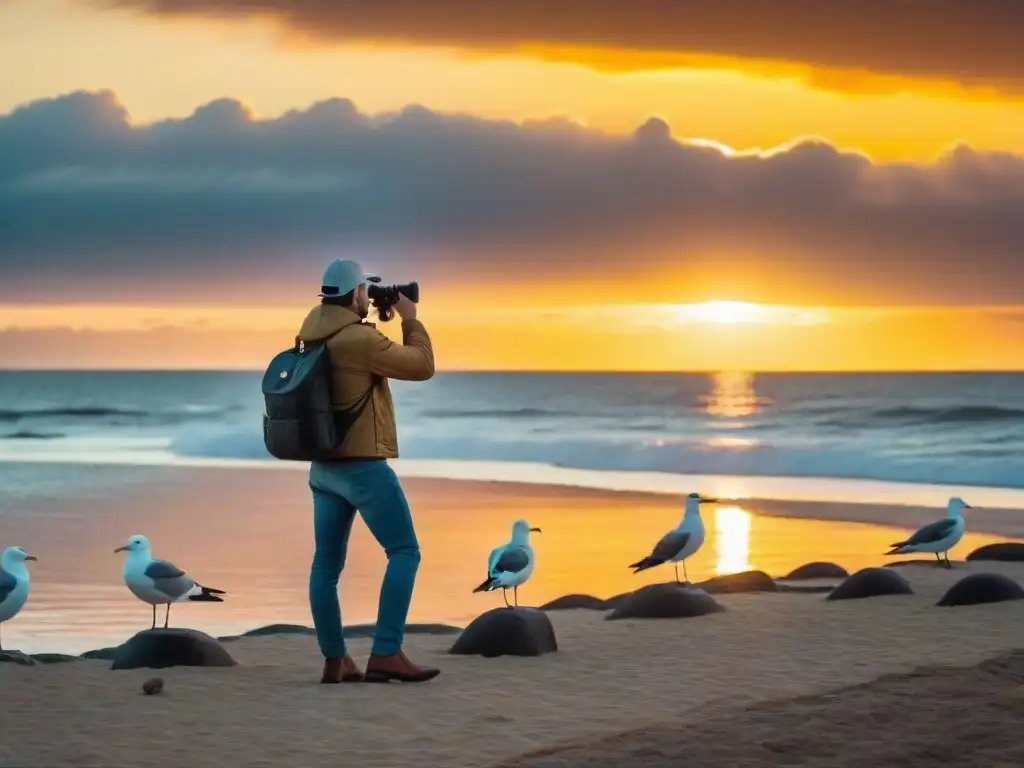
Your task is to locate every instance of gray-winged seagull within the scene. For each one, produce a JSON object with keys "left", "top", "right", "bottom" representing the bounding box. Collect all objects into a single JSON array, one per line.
[
  {"left": 0, "top": 546, "right": 37, "bottom": 652},
  {"left": 885, "top": 496, "right": 970, "bottom": 569},
  {"left": 629, "top": 492, "right": 718, "bottom": 583},
  {"left": 115, "top": 534, "right": 226, "bottom": 629},
  {"left": 472, "top": 519, "right": 541, "bottom": 607}
]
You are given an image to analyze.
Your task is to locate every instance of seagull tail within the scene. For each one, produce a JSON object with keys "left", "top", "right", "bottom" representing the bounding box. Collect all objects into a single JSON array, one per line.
[
  {"left": 885, "top": 544, "right": 911, "bottom": 556},
  {"left": 472, "top": 576, "right": 497, "bottom": 593},
  {"left": 188, "top": 584, "right": 226, "bottom": 602},
  {"left": 629, "top": 556, "right": 664, "bottom": 573}
]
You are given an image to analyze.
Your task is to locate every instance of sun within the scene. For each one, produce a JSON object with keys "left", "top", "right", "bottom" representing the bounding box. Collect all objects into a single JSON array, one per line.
[{"left": 679, "top": 301, "right": 766, "bottom": 324}]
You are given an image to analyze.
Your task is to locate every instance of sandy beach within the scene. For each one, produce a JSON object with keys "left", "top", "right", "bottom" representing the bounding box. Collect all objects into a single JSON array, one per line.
[
  {"left": 3, "top": 558, "right": 1024, "bottom": 767},
  {"left": 3, "top": 467, "right": 1024, "bottom": 766}
]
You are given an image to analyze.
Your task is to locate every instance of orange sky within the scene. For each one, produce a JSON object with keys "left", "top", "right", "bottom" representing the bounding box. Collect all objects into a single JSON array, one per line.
[
  {"left": 3, "top": 302, "right": 1024, "bottom": 371},
  {"left": 2, "top": 2, "right": 1024, "bottom": 371}
]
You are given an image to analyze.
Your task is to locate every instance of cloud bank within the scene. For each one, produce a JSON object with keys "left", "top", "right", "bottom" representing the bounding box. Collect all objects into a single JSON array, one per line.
[
  {"left": 2, "top": 90, "right": 1024, "bottom": 304},
  {"left": 94, "top": 0, "right": 1024, "bottom": 93}
]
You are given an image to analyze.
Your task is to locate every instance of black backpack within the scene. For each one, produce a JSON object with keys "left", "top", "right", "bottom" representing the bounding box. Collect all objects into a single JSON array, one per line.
[{"left": 261, "top": 333, "right": 376, "bottom": 461}]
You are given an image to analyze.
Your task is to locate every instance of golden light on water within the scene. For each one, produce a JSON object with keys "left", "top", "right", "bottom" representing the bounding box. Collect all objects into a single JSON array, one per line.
[
  {"left": 704, "top": 370, "right": 761, "bottom": 419},
  {"left": 714, "top": 505, "right": 754, "bottom": 575}
]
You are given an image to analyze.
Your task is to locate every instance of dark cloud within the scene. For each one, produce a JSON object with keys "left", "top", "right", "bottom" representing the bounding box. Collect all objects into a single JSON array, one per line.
[
  {"left": 2, "top": 90, "right": 1024, "bottom": 304},
  {"left": 94, "top": 0, "right": 1024, "bottom": 93}
]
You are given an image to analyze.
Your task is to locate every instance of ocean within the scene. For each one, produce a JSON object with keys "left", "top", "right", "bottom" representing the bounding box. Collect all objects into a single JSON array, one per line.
[{"left": 3, "top": 370, "right": 1024, "bottom": 493}]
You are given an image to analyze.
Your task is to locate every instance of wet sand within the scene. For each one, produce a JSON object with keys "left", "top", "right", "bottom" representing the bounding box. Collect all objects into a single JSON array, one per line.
[
  {"left": 3, "top": 560, "right": 1024, "bottom": 767},
  {"left": 0, "top": 466, "right": 1019, "bottom": 654}
]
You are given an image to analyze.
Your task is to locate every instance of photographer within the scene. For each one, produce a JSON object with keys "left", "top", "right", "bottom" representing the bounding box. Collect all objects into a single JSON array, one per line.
[{"left": 295, "top": 258, "right": 438, "bottom": 685}]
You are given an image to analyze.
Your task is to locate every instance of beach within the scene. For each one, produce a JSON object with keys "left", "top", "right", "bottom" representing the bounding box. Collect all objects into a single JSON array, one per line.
[
  {"left": 3, "top": 556, "right": 1024, "bottom": 767},
  {"left": 3, "top": 468, "right": 1024, "bottom": 766}
]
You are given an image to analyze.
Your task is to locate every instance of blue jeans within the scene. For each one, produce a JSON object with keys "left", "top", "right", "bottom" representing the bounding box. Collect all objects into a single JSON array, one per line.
[{"left": 308, "top": 460, "right": 421, "bottom": 658}]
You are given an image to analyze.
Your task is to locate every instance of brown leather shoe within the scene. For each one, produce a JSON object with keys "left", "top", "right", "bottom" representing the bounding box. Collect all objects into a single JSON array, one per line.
[
  {"left": 320, "top": 655, "right": 364, "bottom": 684},
  {"left": 364, "top": 651, "right": 440, "bottom": 683}
]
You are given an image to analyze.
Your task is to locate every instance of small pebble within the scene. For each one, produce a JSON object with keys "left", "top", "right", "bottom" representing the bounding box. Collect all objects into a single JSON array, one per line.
[{"left": 142, "top": 677, "right": 164, "bottom": 695}]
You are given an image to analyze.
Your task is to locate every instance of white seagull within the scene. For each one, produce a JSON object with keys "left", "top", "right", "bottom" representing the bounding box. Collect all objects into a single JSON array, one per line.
[
  {"left": 885, "top": 496, "right": 971, "bottom": 569},
  {"left": 472, "top": 519, "right": 541, "bottom": 608},
  {"left": 629, "top": 492, "right": 718, "bottom": 583},
  {"left": 115, "top": 534, "right": 226, "bottom": 629},
  {"left": 0, "top": 546, "right": 36, "bottom": 652}
]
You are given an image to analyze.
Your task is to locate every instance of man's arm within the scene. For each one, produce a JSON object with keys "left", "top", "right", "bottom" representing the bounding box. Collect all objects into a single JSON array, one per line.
[{"left": 364, "top": 319, "right": 435, "bottom": 381}]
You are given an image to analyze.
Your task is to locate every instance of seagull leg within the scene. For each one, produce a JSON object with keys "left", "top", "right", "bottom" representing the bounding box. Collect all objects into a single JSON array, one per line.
[
  {"left": 151, "top": 604, "right": 156, "bottom": 630},
  {"left": 944, "top": 552, "right": 952, "bottom": 570},
  {"left": 0, "top": 623, "right": 4, "bottom": 652},
  {"left": 674, "top": 563, "right": 680, "bottom": 583},
  {"left": 682, "top": 560, "right": 690, "bottom": 585},
  {"left": 935, "top": 553, "right": 942, "bottom": 567},
  {"left": 502, "top": 589, "right": 509, "bottom": 608},
  {"left": 164, "top": 604, "right": 171, "bottom": 629},
  {"left": 513, "top": 585, "right": 519, "bottom": 608}
]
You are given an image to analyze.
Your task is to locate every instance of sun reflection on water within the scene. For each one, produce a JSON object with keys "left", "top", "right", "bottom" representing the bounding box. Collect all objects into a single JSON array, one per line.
[
  {"left": 703, "top": 371, "right": 762, "bottom": 419},
  {"left": 715, "top": 505, "right": 753, "bottom": 575}
]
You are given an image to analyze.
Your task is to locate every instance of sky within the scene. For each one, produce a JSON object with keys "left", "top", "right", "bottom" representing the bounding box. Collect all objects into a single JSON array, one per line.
[{"left": 2, "top": 0, "right": 1024, "bottom": 370}]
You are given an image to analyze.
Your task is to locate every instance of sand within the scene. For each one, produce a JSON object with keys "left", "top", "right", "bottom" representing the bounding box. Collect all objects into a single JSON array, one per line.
[{"left": 3, "top": 559, "right": 1024, "bottom": 768}]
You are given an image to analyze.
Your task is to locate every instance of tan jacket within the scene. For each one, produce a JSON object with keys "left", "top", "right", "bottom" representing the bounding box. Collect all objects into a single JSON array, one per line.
[{"left": 297, "top": 304, "right": 434, "bottom": 459}]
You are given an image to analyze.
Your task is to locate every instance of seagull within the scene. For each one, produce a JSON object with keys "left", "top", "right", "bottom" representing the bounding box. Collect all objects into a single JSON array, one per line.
[
  {"left": 472, "top": 519, "right": 541, "bottom": 608},
  {"left": 0, "top": 546, "right": 36, "bottom": 652},
  {"left": 115, "top": 534, "right": 226, "bottom": 629},
  {"left": 629, "top": 492, "right": 717, "bottom": 584},
  {"left": 885, "top": 496, "right": 971, "bottom": 569}
]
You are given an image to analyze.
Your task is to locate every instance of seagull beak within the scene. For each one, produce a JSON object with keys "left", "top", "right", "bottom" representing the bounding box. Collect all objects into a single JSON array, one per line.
[
  {"left": 529, "top": 527, "right": 542, "bottom": 533},
  {"left": 113, "top": 546, "right": 128, "bottom": 553},
  {"left": 699, "top": 497, "right": 720, "bottom": 504},
  {"left": 24, "top": 555, "right": 37, "bottom": 561}
]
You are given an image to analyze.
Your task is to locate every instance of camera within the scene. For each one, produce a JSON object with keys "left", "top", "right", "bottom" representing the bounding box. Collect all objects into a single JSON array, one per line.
[{"left": 367, "top": 281, "right": 419, "bottom": 322}]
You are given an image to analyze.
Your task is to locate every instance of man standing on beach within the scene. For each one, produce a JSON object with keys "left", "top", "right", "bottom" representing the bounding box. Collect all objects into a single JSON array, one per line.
[{"left": 296, "top": 259, "right": 439, "bottom": 685}]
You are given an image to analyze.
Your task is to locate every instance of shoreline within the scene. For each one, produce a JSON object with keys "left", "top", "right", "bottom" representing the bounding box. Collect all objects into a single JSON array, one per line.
[
  {"left": 7, "top": 455, "right": 1024, "bottom": 511},
  {"left": 3, "top": 468, "right": 1021, "bottom": 657}
]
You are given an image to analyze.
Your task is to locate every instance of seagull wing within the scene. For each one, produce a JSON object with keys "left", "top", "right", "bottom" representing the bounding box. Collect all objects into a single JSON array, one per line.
[
  {"left": 651, "top": 531, "right": 691, "bottom": 561},
  {"left": 0, "top": 566, "right": 17, "bottom": 604},
  {"left": 486, "top": 545, "right": 505, "bottom": 577},
  {"left": 895, "top": 518, "right": 957, "bottom": 547},
  {"left": 145, "top": 559, "right": 196, "bottom": 600},
  {"left": 493, "top": 546, "right": 531, "bottom": 575}
]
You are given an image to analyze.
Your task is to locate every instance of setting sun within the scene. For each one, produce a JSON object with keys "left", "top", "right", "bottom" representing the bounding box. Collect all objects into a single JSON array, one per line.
[
  {"left": 689, "top": 301, "right": 765, "bottom": 324},
  {"left": 670, "top": 301, "right": 830, "bottom": 326}
]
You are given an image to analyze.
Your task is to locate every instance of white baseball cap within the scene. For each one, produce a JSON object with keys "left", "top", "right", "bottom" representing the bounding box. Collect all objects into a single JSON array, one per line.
[{"left": 319, "top": 259, "right": 380, "bottom": 298}]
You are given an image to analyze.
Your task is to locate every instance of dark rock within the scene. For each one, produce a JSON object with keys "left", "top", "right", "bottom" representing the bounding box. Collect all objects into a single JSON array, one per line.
[
  {"left": 80, "top": 646, "right": 118, "bottom": 661},
  {"left": 31, "top": 653, "right": 78, "bottom": 664},
  {"left": 937, "top": 573, "right": 1024, "bottom": 607},
  {"left": 967, "top": 543, "right": 1024, "bottom": 563},
  {"left": 606, "top": 583, "right": 726, "bottom": 620},
  {"left": 827, "top": 567, "right": 914, "bottom": 601},
  {"left": 219, "top": 623, "right": 317, "bottom": 642},
  {"left": 449, "top": 607, "right": 557, "bottom": 657},
  {"left": 110, "top": 628, "right": 238, "bottom": 670},
  {"left": 0, "top": 650, "right": 35, "bottom": 666},
  {"left": 540, "top": 594, "right": 608, "bottom": 611},
  {"left": 885, "top": 559, "right": 962, "bottom": 568},
  {"left": 783, "top": 562, "right": 849, "bottom": 580},
  {"left": 699, "top": 570, "right": 778, "bottom": 594},
  {"left": 142, "top": 677, "right": 165, "bottom": 695},
  {"left": 603, "top": 591, "right": 633, "bottom": 610}
]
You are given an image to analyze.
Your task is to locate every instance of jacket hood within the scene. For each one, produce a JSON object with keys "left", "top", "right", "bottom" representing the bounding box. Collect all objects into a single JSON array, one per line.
[{"left": 297, "top": 304, "right": 364, "bottom": 343}]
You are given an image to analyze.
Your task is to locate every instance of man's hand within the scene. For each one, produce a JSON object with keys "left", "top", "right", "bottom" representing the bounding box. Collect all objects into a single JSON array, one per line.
[{"left": 394, "top": 293, "right": 418, "bottom": 321}]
